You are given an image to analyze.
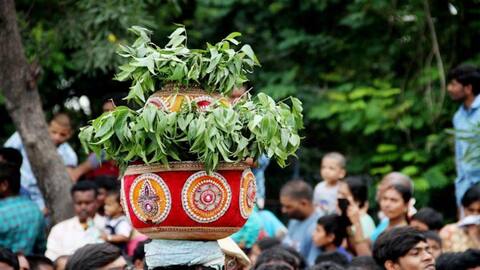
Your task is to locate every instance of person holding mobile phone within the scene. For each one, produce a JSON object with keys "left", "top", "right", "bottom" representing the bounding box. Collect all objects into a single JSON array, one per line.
[{"left": 337, "top": 177, "right": 374, "bottom": 256}]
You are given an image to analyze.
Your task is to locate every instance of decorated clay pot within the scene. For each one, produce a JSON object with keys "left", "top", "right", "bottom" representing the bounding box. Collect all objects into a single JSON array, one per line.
[
  {"left": 146, "top": 84, "right": 230, "bottom": 112},
  {"left": 121, "top": 162, "right": 257, "bottom": 240}
]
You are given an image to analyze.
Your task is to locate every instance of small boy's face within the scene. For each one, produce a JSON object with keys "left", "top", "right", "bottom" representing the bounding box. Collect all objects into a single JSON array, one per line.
[
  {"left": 321, "top": 157, "right": 346, "bottom": 183},
  {"left": 426, "top": 238, "right": 442, "bottom": 259},
  {"left": 104, "top": 195, "right": 123, "bottom": 217},
  {"left": 312, "top": 224, "right": 332, "bottom": 248},
  {"left": 48, "top": 121, "right": 72, "bottom": 146}
]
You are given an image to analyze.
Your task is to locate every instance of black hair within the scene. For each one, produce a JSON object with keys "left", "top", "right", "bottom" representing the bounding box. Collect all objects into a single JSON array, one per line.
[
  {"left": 344, "top": 176, "right": 368, "bottom": 208},
  {"left": 0, "top": 247, "right": 19, "bottom": 270},
  {"left": 436, "top": 249, "right": 480, "bottom": 270},
  {"left": 0, "top": 148, "right": 22, "bottom": 168},
  {"left": 65, "top": 243, "right": 121, "bottom": 270},
  {"left": 411, "top": 207, "right": 444, "bottom": 231},
  {"left": 26, "top": 255, "right": 54, "bottom": 270},
  {"left": 280, "top": 180, "right": 313, "bottom": 201},
  {"left": 255, "top": 237, "right": 281, "bottom": 251},
  {"left": 106, "top": 187, "right": 121, "bottom": 204},
  {"left": 347, "top": 256, "right": 381, "bottom": 270},
  {"left": 93, "top": 176, "right": 119, "bottom": 192},
  {"left": 132, "top": 240, "right": 146, "bottom": 263},
  {"left": 422, "top": 230, "right": 442, "bottom": 246},
  {"left": 152, "top": 266, "right": 220, "bottom": 270},
  {"left": 70, "top": 180, "right": 98, "bottom": 197},
  {"left": 447, "top": 64, "right": 480, "bottom": 95},
  {"left": 461, "top": 184, "right": 480, "bottom": 208},
  {"left": 316, "top": 214, "right": 347, "bottom": 247},
  {"left": 384, "top": 184, "right": 412, "bottom": 204},
  {"left": 0, "top": 162, "right": 21, "bottom": 195},
  {"left": 373, "top": 227, "right": 427, "bottom": 269},
  {"left": 314, "top": 251, "right": 348, "bottom": 267},
  {"left": 310, "top": 262, "right": 345, "bottom": 270},
  {"left": 280, "top": 245, "right": 306, "bottom": 270},
  {"left": 255, "top": 262, "right": 295, "bottom": 270},
  {"left": 253, "top": 246, "right": 300, "bottom": 270}
]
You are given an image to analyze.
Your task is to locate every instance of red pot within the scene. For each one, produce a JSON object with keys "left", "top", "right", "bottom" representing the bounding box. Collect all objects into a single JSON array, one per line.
[{"left": 121, "top": 162, "right": 257, "bottom": 240}]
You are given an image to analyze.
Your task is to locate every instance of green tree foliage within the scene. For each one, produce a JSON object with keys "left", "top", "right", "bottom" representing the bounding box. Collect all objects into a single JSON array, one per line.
[{"left": 5, "top": 0, "right": 480, "bottom": 217}]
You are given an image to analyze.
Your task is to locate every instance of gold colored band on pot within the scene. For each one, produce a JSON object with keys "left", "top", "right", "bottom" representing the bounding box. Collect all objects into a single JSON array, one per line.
[
  {"left": 137, "top": 226, "right": 241, "bottom": 240},
  {"left": 124, "top": 161, "right": 249, "bottom": 176}
]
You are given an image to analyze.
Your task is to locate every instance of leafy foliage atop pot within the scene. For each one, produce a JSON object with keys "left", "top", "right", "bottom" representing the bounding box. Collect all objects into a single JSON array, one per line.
[
  {"left": 79, "top": 26, "right": 303, "bottom": 172},
  {"left": 115, "top": 26, "right": 260, "bottom": 105}
]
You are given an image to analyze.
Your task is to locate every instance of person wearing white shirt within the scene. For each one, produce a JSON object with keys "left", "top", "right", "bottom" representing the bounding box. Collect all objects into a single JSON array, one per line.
[{"left": 45, "top": 181, "right": 105, "bottom": 261}]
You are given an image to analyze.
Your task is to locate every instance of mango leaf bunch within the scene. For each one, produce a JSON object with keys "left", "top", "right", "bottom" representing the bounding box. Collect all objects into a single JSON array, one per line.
[
  {"left": 115, "top": 26, "right": 260, "bottom": 105},
  {"left": 79, "top": 27, "right": 303, "bottom": 173}
]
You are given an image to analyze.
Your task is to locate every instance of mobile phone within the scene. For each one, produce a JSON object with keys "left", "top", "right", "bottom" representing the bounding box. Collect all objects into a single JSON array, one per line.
[{"left": 337, "top": 198, "right": 349, "bottom": 215}]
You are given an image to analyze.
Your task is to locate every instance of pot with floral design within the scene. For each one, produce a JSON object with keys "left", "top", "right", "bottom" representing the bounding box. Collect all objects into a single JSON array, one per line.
[{"left": 121, "top": 161, "right": 257, "bottom": 240}]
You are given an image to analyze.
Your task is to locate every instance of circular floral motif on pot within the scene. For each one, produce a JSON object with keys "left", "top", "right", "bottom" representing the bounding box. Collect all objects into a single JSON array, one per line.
[
  {"left": 130, "top": 173, "right": 171, "bottom": 224},
  {"left": 182, "top": 171, "right": 232, "bottom": 223},
  {"left": 239, "top": 169, "right": 257, "bottom": 219},
  {"left": 193, "top": 96, "right": 214, "bottom": 112}
]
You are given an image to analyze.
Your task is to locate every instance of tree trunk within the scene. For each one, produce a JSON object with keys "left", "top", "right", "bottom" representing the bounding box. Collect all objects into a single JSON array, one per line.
[{"left": 0, "top": 0, "right": 73, "bottom": 224}]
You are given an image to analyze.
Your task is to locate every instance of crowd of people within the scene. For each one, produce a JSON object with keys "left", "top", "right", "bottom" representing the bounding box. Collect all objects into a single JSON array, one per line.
[{"left": 1, "top": 66, "right": 480, "bottom": 269}]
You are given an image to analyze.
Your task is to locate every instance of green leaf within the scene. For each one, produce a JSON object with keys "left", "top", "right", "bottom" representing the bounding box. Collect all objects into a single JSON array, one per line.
[
  {"left": 240, "top": 44, "right": 260, "bottom": 65},
  {"left": 81, "top": 27, "right": 303, "bottom": 172},
  {"left": 248, "top": 115, "right": 263, "bottom": 131},
  {"left": 94, "top": 116, "right": 115, "bottom": 138},
  {"left": 223, "top": 32, "right": 242, "bottom": 45}
]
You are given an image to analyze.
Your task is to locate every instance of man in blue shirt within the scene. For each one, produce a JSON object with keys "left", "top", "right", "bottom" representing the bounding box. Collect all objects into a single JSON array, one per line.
[
  {"left": 0, "top": 154, "right": 46, "bottom": 254},
  {"left": 280, "top": 179, "right": 322, "bottom": 266},
  {"left": 447, "top": 65, "right": 480, "bottom": 208}
]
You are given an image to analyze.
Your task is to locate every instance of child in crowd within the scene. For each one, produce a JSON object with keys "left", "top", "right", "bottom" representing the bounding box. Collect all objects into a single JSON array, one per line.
[
  {"left": 93, "top": 176, "right": 118, "bottom": 216},
  {"left": 314, "top": 152, "right": 346, "bottom": 214},
  {"left": 423, "top": 230, "right": 442, "bottom": 259},
  {"left": 102, "top": 189, "right": 132, "bottom": 252},
  {"left": 312, "top": 214, "right": 351, "bottom": 261},
  {"left": 410, "top": 207, "right": 444, "bottom": 232},
  {"left": 4, "top": 112, "right": 78, "bottom": 213}
]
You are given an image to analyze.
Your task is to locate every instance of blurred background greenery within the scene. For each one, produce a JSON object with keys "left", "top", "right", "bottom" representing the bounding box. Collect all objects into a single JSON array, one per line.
[{"left": 3, "top": 0, "right": 480, "bottom": 221}]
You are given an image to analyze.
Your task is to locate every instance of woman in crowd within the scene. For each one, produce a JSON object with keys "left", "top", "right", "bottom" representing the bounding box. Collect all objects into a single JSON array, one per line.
[{"left": 370, "top": 184, "right": 412, "bottom": 242}]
